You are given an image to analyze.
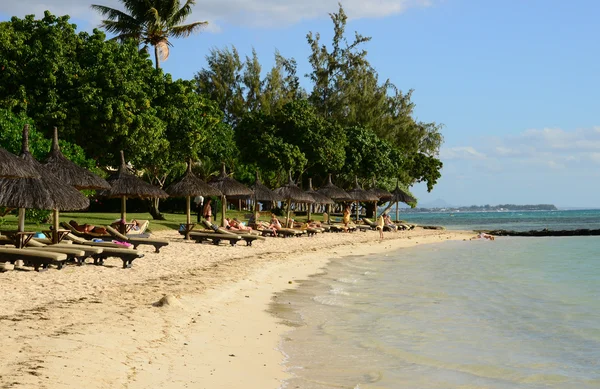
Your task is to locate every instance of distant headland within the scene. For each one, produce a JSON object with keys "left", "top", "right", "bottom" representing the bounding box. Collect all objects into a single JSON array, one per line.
[{"left": 401, "top": 204, "right": 558, "bottom": 213}]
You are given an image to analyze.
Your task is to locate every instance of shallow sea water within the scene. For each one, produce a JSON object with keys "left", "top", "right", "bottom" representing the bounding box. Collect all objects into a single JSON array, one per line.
[{"left": 273, "top": 237, "right": 600, "bottom": 389}]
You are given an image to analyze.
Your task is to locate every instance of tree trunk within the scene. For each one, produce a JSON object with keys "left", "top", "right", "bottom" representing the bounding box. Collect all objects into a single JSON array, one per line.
[
  {"left": 154, "top": 45, "right": 161, "bottom": 69},
  {"left": 147, "top": 198, "right": 166, "bottom": 220}
]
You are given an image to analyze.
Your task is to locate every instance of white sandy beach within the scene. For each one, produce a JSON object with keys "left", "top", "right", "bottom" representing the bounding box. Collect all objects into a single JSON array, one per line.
[{"left": 0, "top": 228, "right": 473, "bottom": 388}]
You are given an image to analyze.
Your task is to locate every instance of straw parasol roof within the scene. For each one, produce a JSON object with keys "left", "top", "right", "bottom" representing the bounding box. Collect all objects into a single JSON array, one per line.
[
  {"left": 105, "top": 151, "right": 169, "bottom": 199},
  {"left": 305, "top": 178, "right": 334, "bottom": 204},
  {"left": 391, "top": 180, "right": 416, "bottom": 204},
  {"left": 44, "top": 127, "right": 110, "bottom": 190},
  {"left": 316, "top": 173, "right": 351, "bottom": 201},
  {"left": 166, "top": 159, "right": 222, "bottom": 236},
  {"left": 368, "top": 178, "right": 393, "bottom": 201},
  {"left": 0, "top": 125, "right": 89, "bottom": 211},
  {"left": 166, "top": 160, "right": 222, "bottom": 198},
  {"left": 0, "top": 147, "right": 39, "bottom": 179},
  {"left": 251, "top": 171, "right": 283, "bottom": 202},
  {"left": 275, "top": 172, "right": 315, "bottom": 203},
  {"left": 347, "top": 176, "right": 379, "bottom": 202},
  {"left": 209, "top": 163, "right": 253, "bottom": 198}
]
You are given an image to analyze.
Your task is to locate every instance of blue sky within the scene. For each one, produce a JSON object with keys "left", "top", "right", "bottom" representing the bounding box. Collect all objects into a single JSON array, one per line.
[{"left": 2, "top": 0, "right": 599, "bottom": 208}]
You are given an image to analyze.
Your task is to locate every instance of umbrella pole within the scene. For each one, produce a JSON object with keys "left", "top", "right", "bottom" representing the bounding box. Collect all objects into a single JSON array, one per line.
[
  {"left": 185, "top": 196, "right": 191, "bottom": 240},
  {"left": 308, "top": 203, "right": 312, "bottom": 221},
  {"left": 287, "top": 199, "right": 291, "bottom": 228},
  {"left": 17, "top": 208, "right": 25, "bottom": 248},
  {"left": 396, "top": 201, "right": 399, "bottom": 222},
  {"left": 254, "top": 196, "right": 258, "bottom": 227},
  {"left": 121, "top": 196, "right": 127, "bottom": 234},
  {"left": 355, "top": 201, "right": 359, "bottom": 224},
  {"left": 374, "top": 201, "right": 377, "bottom": 221},
  {"left": 18, "top": 208, "right": 25, "bottom": 233},
  {"left": 53, "top": 209, "right": 60, "bottom": 244},
  {"left": 221, "top": 195, "right": 227, "bottom": 228}
]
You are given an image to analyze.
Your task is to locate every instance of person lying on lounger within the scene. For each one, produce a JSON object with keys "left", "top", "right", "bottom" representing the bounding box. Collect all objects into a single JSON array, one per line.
[
  {"left": 225, "top": 218, "right": 253, "bottom": 233},
  {"left": 69, "top": 220, "right": 107, "bottom": 234},
  {"left": 384, "top": 213, "right": 398, "bottom": 232}
]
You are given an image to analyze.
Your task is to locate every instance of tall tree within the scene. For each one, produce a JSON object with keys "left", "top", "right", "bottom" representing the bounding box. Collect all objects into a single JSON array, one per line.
[
  {"left": 91, "top": 0, "right": 207, "bottom": 69},
  {"left": 194, "top": 47, "right": 304, "bottom": 126}
]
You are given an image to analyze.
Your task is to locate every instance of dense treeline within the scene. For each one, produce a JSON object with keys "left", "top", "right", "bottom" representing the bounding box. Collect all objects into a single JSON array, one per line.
[{"left": 0, "top": 5, "right": 444, "bottom": 218}]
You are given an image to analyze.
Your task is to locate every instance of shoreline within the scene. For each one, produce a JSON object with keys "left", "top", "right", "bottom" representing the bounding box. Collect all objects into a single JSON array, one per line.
[{"left": 0, "top": 228, "right": 473, "bottom": 388}]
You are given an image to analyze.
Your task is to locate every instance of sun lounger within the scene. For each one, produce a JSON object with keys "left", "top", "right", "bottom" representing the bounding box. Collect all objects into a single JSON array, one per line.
[
  {"left": 188, "top": 231, "right": 243, "bottom": 246},
  {"left": 0, "top": 246, "right": 68, "bottom": 271},
  {"left": 30, "top": 238, "right": 105, "bottom": 266},
  {"left": 200, "top": 220, "right": 265, "bottom": 246},
  {"left": 61, "top": 234, "right": 144, "bottom": 268},
  {"left": 105, "top": 226, "right": 169, "bottom": 253}
]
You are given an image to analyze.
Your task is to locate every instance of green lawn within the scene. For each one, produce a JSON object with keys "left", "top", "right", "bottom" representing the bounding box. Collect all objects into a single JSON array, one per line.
[{"left": 0, "top": 210, "right": 327, "bottom": 233}]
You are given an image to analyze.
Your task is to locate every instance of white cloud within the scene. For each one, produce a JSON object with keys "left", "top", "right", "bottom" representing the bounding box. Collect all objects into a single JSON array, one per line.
[
  {"left": 440, "top": 146, "right": 486, "bottom": 160},
  {"left": 0, "top": 0, "right": 435, "bottom": 30}
]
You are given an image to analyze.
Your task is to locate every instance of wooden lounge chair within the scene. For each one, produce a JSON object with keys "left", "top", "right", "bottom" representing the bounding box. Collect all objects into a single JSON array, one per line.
[
  {"left": 105, "top": 226, "right": 169, "bottom": 253},
  {"left": 61, "top": 234, "right": 145, "bottom": 268},
  {"left": 0, "top": 246, "right": 68, "bottom": 271},
  {"left": 188, "top": 231, "right": 242, "bottom": 246},
  {"left": 200, "top": 221, "right": 266, "bottom": 246},
  {"left": 28, "top": 238, "right": 105, "bottom": 266}
]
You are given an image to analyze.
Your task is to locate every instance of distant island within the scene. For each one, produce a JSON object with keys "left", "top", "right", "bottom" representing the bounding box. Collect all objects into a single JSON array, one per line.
[{"left": 400, "top": 204, "right": 558, "bottom": 213}]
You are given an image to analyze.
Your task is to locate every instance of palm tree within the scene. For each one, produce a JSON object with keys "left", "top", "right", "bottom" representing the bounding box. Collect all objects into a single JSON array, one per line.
[{"left": 91, "top": 0, "right": 207, "bottom": 69}]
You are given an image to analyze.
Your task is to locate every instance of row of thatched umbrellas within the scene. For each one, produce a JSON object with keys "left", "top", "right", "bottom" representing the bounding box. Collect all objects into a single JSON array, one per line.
[{"left": 0, "top": 125, "right": 415, "bottom": 244}]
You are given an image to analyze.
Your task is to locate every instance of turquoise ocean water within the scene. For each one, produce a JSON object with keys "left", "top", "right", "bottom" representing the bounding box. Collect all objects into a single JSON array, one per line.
[
  {"left": 274, "top": 211, "right": 600, "bottom": 388},
  {"left": 397, "top": 209, "right": 600, "bottom": 231}
]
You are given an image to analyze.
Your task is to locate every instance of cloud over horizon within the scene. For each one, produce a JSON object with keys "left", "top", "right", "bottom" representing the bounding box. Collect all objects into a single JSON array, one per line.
[{"left": 0, "top": 0, "right": 434, "bottom": 30}]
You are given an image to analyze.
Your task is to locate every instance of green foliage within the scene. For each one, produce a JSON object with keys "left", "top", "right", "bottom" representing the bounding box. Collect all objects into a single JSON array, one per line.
[
  {"left": 0, "top": 109, "right": 96, "bottom": 170},
  {"left": 0, "top": 13, "right": 168, "bottom": 167},
  {"left": 194, "top": 46, "right": 304, "bottom": 126},
  {"left": 25, "top": 208, "right": 51, "bottom": 224},
  {"left": 235, "top": 100, "right": 346, "bottom": 186}
]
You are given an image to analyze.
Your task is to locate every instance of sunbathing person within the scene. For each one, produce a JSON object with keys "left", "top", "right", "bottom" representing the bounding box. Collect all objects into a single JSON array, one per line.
[
  {"left": 307, "top": 220, "right": 322, "bottom": 228},
  {"left": 69, "top": 220, "right": 107, "bottom": 234},
  {"left": 383, "top": 213, "right": 398, "bottom": 232},
  {"left": 267, "top": 214, "right": 282, "bottom": 237},
  {"left": 230, "top": 218, "right": 253, "bottom": 232}
]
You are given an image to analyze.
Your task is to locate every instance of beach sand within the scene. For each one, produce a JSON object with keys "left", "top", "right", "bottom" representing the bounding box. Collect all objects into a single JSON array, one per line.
[{"left": 0, "top": 227, "right": 472, "bottom": 388}]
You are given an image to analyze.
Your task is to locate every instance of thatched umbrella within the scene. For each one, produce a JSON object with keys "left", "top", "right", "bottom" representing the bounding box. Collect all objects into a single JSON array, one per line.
[
  {"left": 43, "top": 127, "right": 110, "bottom": 242},
  {"left": 316, "top": 173, "right": 350, "bottom": 224},
  {"left": 105, "top": 150, "right": 168, "bottom": 233},
  {"left": 368, "top": 177, "right": 393, "bottom": 221},
  {"left": 0, "top": 125, "right": 89, "bottom": 243},
  {"left": 209, "top": 163, "right": 253, "bottom": 227},
  {"left": 347, "top": 176, "right": 379, "bottom": 223},
  {"left": 0, "top": 147, "right": 39, "bottom": 178},
  {"left": 305, "top": 178, "right": 334, "bottom": 221},
  {"left": 316, "top": 173, "right": 351, "bottom": 201},
  {"left": 166, "top": 159, "right": 222, "bottom": 238},
  {"left": 391, "top": 179, "right": 416, "bottom": 222},
  {"left": 250, "top": 171, "right": 283, "bottom": 223},
  {"left": 275, "top": 172, "right": 314, "bottom": 226}
]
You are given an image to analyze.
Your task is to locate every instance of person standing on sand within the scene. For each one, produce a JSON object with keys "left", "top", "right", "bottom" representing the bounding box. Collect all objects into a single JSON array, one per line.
[
  {"left": 203, "top": 198, "right": 212, "bottom": 222},
  {"left": 376, "top": 214, "right": 385, "bottom": 240},
  {"left": 343, "top": 205, "right": 351, "bottom": 226},
  {"left": 194, "top": 195, "right": 204, "bottom": 223}
]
